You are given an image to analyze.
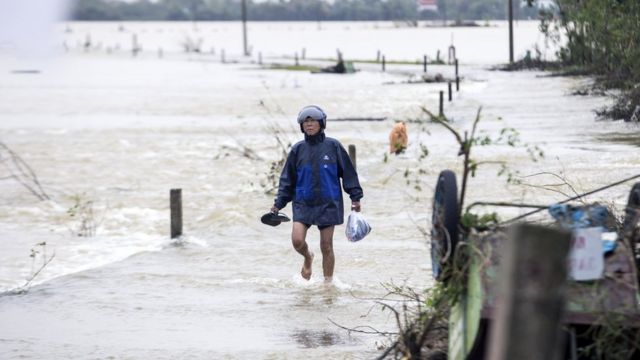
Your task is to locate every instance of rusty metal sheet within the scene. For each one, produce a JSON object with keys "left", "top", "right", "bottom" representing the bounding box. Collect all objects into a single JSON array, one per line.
[{"left": 470, "top": 227, "right": 640, "bottom": 326}]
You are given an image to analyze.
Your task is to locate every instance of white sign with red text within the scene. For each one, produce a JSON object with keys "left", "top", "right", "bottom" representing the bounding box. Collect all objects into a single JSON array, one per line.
[
  {"left": 417, "top": 0, "right": 438, "bottom": 11},
  {"left": 569, "top": 227, "right": 604, "bottom": 281}
]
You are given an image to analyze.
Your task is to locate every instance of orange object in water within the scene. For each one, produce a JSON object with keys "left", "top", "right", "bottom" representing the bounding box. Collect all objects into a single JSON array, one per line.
[{"left": 389, "top": 121, "right": 408, "bottom": 154}]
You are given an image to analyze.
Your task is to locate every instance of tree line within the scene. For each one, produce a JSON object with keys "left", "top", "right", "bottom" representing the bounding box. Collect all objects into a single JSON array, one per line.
[
  {"left": 71, "top": 0, "right": 540, "bottom": 22},
  {"left": 539, "top": 0, "right": 640, "bottom": 121}
]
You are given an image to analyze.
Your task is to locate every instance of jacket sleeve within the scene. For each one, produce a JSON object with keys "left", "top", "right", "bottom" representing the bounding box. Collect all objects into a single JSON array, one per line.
[
  {"left": 274, "top": 148, "right": 297, "bottom": 210},
  {"left": 337, "top": 143, "right": 363, "bottom": 201}
]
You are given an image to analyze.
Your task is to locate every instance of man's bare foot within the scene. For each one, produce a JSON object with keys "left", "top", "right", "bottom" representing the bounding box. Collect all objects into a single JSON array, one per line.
[{"left": 301, "top": 252, "right": 314, "bottom": 280}]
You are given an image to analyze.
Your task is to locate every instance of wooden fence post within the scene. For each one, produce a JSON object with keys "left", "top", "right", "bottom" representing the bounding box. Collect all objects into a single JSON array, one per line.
[
  {"left": 456, "top": 76, "right": 460, "bottom": 91},
  {"left": 382, "top": 55, "right": 386, "bottom": 72},
  {"left": 348, "top": 144, "right": 357, "bottom": 170},
  {"left": 439, "top": 91, "right": 444, "bottom": 116},
  {"left": 170, "top": 189, "right": 182, "bottom": 238},
  {"left": 132, "top": 33, "right": 139, "bottom": 57},
  {"left": 423, "top": 55, "right": 427, "bottom": 73},
  {"left": 455, "top": 58, "right": 459, "bottom": 77},
  {"left": 487, "top": 224, "right": 571, "bottom": 360},
  {"left": 448, "top": 82, "right": 453, "bottom": 101}
]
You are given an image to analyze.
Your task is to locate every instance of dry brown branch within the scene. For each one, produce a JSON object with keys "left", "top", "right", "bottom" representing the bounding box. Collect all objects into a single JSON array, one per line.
[
  {"left": 520, "top": 171, "right": 582, "bottom": 201},
  {"left": 66, "top": 193, "right": 101, "bottom": 237},
  {"left": 332, "top": 280, "right": 451, "bottom": 360},
  {"left": 0, "top": 142, "right": 50, "bottom": 201},
  {"left": 420, "top": 106, "right": 462, "bottom": 145},
  {"left": 6, "top": 242, "right": 56, "bottom": 295},
  {"left": 469, "top": 107, "right": 483, "bottom": 142},
  {"left": 260, "top": 120, "right": 294, "bottom": 195},
  {"left": 327, "top": 318, "right": 397, "bottom": 336},
  {"left": 20, "top": 252, "right": 55, "bottom": 291},
  {"left": 219, "top": 144, "right": 262, "bottom": 160}
]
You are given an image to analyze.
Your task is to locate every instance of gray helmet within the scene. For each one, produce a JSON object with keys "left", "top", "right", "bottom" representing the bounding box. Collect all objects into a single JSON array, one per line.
[{"left": 297, "top": 105, "right": 327, "bottom": 133}]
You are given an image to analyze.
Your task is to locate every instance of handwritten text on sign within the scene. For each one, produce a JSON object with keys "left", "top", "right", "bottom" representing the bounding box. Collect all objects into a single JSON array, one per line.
[{"left": 569, "top": 227, "right": 604, "bottom": 281}]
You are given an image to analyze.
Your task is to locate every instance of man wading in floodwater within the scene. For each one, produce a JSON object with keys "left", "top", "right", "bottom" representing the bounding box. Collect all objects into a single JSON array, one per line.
[{"left": 270, "top": 105, "right": 363, "bottom": 282}]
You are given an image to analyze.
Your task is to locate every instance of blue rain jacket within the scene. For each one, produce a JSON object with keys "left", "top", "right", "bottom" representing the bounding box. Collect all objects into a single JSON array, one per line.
[{"left": 274, "top": 132, "right": 363, "bottom": 226}]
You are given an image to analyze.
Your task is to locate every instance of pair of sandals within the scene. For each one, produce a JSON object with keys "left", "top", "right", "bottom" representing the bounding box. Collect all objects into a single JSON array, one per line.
[{"left": 260, "top": 211, "right": 291, "bottom": 226}]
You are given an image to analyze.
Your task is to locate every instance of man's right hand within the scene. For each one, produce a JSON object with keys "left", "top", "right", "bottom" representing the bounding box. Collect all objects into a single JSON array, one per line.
[{"left": 270, "top": 205, "right": 279, "bottom": 214}]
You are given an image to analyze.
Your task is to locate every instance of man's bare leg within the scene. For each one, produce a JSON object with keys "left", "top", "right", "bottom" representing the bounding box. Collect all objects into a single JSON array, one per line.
[
  {"left": 292, "top": 222, "right": 314, "bottom": 280},
  {"left": 319, "top": 226, "right": 335, "bottom": 282}
]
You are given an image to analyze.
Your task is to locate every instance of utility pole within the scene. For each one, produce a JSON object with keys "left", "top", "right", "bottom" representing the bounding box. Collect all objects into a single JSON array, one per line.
[
  {"left": 442, "top": 0, "right": 447, "bottom": 26},
  {"left": 241, "top": 0, "right": 249, "bottom": 56},
  {"left": 508, "top": 0, "right": 514, "bottom": 63}
]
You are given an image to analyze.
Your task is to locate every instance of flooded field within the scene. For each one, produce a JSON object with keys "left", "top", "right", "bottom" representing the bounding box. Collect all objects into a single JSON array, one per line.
[{"left": 0, "top": 21, "right": 639, "bottom": 359}]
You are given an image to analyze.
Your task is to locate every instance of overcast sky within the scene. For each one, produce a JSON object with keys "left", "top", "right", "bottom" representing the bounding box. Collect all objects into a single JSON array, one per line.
[{"left": 0, "top": 1, "right": 72, "bottom": 59}]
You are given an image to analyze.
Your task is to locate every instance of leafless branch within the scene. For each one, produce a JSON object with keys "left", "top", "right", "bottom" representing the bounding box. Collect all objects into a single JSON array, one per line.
[
  {"left": 513, "top": 171, "right": 585, "bottom": 206},
  {"left": 8, "top": 251, "right": 56, "bottom": 295},
  {"left": 469, "top": 107, "right": 483, "bottom": 141},
  {"left": 420, "top": 106, "right": 463, "bottom": 145},
  {"left": 327, "top": 318, "right": 398, "bottom": 336},
  {"left": 0, "top": 142, "right": 50, "bottom": 201}
]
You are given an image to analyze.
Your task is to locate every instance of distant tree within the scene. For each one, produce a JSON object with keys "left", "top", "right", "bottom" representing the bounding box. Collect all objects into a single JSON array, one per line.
[
  {"left": 538, "top": 0, "right": 640, "bottom": 120},
  {"left": 73, "top": 0, "right": 122, "bottom": 20},
  {"left": 71, "top": 0, "right": 542, "bottom": 21},
  {"left": 543, "top": 0, "right": 639, "bottom": 86},
  {"left": 117, "top": 0, "right": 164, "bottom": 20}
]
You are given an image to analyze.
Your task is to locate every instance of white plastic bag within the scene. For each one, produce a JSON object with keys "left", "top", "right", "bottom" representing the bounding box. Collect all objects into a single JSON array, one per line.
[{"left": 345, "top": 211, "right": 371, "bottom": 242}]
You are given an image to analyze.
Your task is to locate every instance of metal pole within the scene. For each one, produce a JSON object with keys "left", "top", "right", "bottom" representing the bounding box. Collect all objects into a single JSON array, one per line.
[
  {"left": 241, "top": 0, "right": 248, "bottom": 56},
  {"left": 442, "top": 0, "right": 447, "bottom": 26},
  {"left": 439, "top": 91, "right": 444, "bottom": 116},
  {"left": 508, "top": 0, "right": 514, "bottom": 63}
]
